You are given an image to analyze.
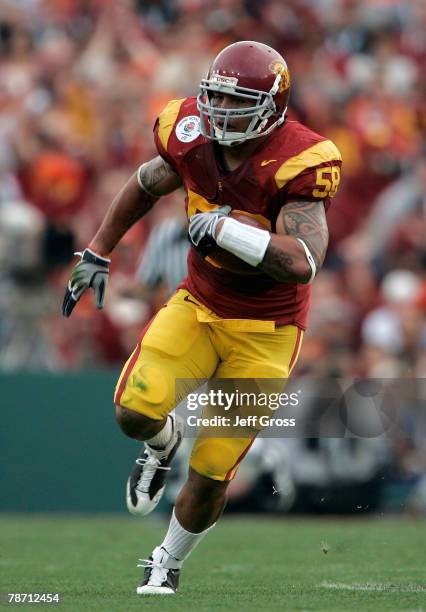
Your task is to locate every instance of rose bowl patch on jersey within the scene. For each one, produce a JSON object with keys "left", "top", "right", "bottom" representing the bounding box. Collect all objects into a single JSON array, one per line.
[{"left": 176, "top": 116, "right": 201, "bottom": 143}]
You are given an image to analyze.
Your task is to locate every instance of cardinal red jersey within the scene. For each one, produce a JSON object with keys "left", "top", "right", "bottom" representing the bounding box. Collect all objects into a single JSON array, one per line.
[{"left": 153, "top": 97, "right": 342, "bottom": 329}]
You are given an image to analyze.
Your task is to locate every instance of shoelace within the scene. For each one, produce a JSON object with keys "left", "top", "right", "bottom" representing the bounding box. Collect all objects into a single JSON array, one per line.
[
  {"left": 137, "top": 558, "right": 169, "bottom": 586},
  {"left": 137, "top": 558, "right": 159, "bottom": 568},
  {"left": 135, "top": 454, "right": 171, "bottom": 493}
]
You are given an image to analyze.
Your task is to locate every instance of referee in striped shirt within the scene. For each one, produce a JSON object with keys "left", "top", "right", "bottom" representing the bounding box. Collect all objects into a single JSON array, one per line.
[{"left": 136, "top": 213, "right": 189, "bottom": 302}]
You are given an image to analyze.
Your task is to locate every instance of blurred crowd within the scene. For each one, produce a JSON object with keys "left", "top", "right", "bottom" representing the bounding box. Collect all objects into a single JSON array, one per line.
[
  {"left": 0, "top": 0, "right": 425, "bottom": 516},
  {"left": 0, "top": 0, "right": 424, "bottom": 380}
]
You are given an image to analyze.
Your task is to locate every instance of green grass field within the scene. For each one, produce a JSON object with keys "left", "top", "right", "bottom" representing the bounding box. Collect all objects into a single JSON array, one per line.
[{"left": 0, "top": 515, "right": 425, "bottom": 611}]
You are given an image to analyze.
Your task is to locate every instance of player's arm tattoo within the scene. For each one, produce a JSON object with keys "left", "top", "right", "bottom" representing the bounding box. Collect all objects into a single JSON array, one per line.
[
  {"left": 89, "top": 156, "right": 182, "bottom": 256},
  {"left": 258, "top": 200, "right": 329, "bottom": 283},
  {"left": 138, "top": 155, "right": 182, "bottom": 198},
  {"left": 281, "top": 200, "right": 329, "bottom": 268}
]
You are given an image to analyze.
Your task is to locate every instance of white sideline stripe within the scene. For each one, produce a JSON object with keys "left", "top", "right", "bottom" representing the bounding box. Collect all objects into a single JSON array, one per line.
[{"left": 319, "top": 581, "right": 426, "bottom": 593}]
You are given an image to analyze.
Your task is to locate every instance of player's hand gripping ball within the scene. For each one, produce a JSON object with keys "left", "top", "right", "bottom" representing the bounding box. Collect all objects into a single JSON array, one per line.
[
  {"left": 62, "top": 248, "right": 110, "bottom": 317},
  {"left": 188, "top": 205, "right": 231, "bottom": 257},
  {"left": 188, "top": 207, "right": 267, "bottom": 275}
]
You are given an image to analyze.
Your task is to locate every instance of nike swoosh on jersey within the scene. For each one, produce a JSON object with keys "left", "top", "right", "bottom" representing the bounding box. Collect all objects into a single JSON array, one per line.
[
  {"left": 260, "top": 159, "right": 278, "bottom": 166},
  {"left": 183, "top": 295, "right": 200, "bottom": 306}
]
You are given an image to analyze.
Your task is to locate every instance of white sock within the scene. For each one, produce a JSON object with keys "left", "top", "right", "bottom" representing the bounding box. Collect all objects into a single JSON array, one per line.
[
  {"left": 160, "top": 508, "right": 215, "bottom": 564},
  {"left": 146, "top": 415, "right": 173, "bottom": 449}
]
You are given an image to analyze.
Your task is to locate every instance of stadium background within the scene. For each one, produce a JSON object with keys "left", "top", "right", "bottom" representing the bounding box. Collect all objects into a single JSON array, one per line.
[{"left": 1, "top": 0, "right": 425, "bottom": 517}]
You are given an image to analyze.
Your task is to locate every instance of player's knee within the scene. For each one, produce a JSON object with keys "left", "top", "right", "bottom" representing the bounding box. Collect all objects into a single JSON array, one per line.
[
  {"left": 115, "top": 404, "right": 146, "bottom": 439},
  {"left": 180, "top": 467, "right": 229, "bottom": 505},
  {"left": 114, "top": 362, "right": 173, "bottom": 423},
  {"left": 115, "top": 404, "right": 162, "bottom": 440},
  {"left": 189, "top": 440, "right": 240, "bottom": 482}
]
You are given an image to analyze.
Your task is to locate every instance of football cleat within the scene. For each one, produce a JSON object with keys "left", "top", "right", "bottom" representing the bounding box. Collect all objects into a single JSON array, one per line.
[
  {"left": 126, "top": 414, "right": 184, "bottom": 516},
  {"left": 137, "top": 546, "right": 181, "bottom": 595}
]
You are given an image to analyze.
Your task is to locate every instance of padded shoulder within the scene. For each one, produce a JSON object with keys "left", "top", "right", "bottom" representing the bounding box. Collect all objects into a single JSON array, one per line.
[
  {"left": 275, "top": 139, "right": 342, "bottom": 189},
  {"left": 156, "top": 98, "right": 186, "bottom": 152}
]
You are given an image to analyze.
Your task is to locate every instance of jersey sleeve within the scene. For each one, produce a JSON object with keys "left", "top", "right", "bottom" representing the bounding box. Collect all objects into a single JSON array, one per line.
[
  {"left": 286, "top": 160, "right": 342, "bottom": 203},
  {"left": 275, "top": 139, "right": 342, "bottom": 207},
  {"left": 153, "top": 98, "right": 186, "bottom": 171}
]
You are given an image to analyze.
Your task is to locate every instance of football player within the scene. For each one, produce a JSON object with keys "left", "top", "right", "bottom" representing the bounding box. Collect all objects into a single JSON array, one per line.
[{"left": 62, "top": 41, "right": 341, "bottom": 594}]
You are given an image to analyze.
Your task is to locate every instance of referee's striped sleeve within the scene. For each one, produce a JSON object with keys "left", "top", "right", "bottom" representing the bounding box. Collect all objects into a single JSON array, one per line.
[{"left": 136, "top": 219, "right": 188, "bottom": 291}]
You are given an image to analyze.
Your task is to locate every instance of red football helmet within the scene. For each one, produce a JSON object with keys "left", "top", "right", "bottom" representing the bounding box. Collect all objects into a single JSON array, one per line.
[{"left": 197, "top": 41, "right": 290, "bottom": 146}]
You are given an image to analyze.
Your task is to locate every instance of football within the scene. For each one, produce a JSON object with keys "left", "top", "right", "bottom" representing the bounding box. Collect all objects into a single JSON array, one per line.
[{"left": 205, "top": 211, "right": 270, "bottom": 275}]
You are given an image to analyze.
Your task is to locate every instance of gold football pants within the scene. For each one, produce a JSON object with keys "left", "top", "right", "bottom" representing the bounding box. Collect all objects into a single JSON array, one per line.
[{"left": 115, "top": 289, "right": 303, "bottom": 481}]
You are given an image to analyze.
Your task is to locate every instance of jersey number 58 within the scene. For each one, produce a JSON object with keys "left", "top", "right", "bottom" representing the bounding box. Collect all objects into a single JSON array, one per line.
[{"left": 313, "top": 166, "right": 340, "bottom": 199}]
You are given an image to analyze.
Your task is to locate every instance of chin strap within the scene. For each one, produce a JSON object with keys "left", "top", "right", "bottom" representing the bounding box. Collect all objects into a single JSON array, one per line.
[{"left": 213, "top": 108, "right": 287, "bottom": 147}]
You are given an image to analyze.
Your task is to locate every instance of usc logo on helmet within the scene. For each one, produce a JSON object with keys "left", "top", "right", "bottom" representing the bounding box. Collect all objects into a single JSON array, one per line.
[{"left": 269, "top": 61, "right": 290, "bottom": 93}]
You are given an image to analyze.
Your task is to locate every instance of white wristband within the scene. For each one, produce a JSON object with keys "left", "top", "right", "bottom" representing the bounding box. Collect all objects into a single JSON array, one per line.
[
  {"left": 216, "top": 218, "right": 271, "bottom": 267},
  {"left": 296, "top": 238, "right": 316, "bottom": 283}
]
